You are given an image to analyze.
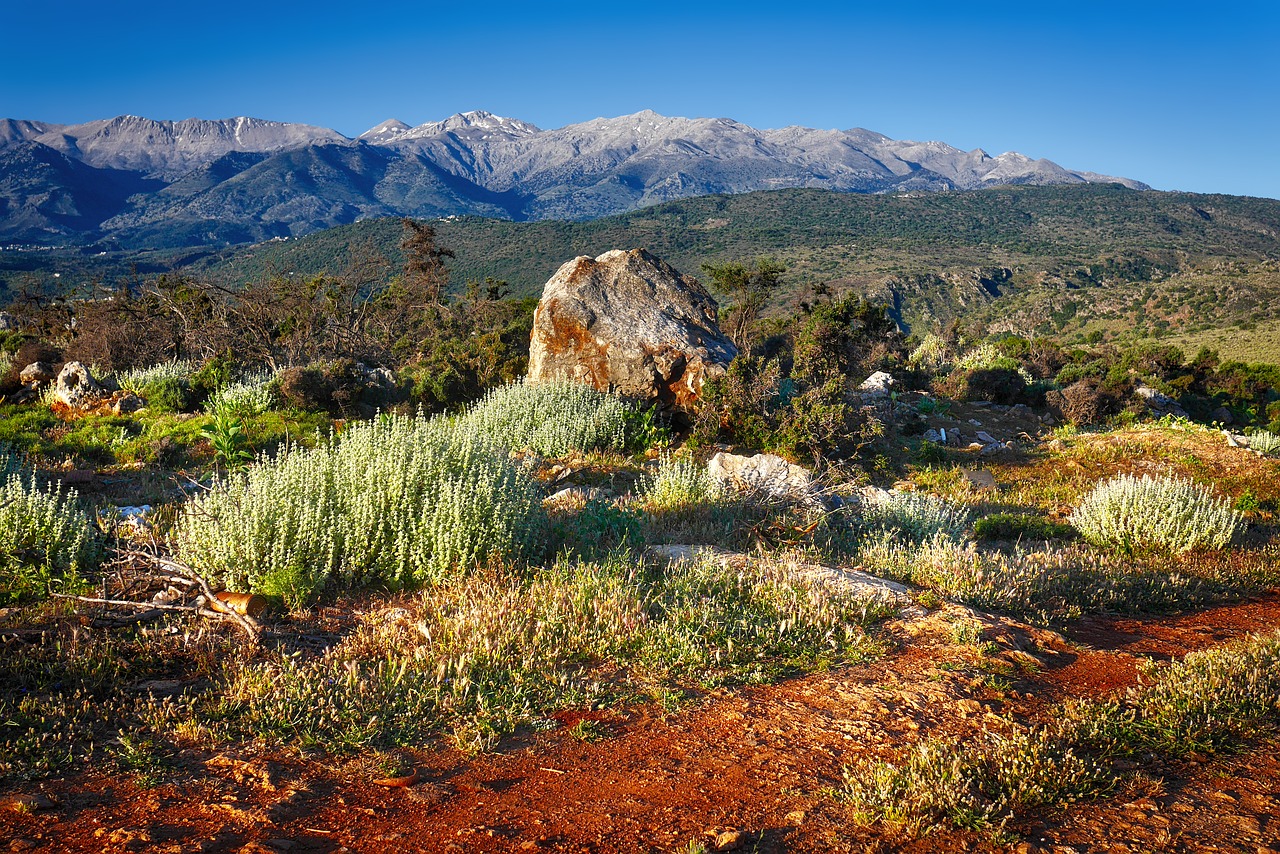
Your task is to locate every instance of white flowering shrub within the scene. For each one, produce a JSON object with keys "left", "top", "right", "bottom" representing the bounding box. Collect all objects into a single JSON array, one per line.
[
  {"left": 640, "top": 453, "right": 723, "bottom": 510},
  {"left": 860, "top": 492, "right": 971, "bottom": 544},
  {"left": 205, "top": 368, "right": 277, "bottom": 420},
  {"left": 1069, "top": 474, "right": 1241, "bottom": 554},
  {"left": 463, "top": 380, "right": 630, "bottom": 457},
  {"left": 1247, "top": 429, "right": 1280, "bottom": 456},
  {"left": 1, "top": 472, "right": 98, "bottom": 604},
  {"left": 114, "top": 360, "right": 198, "bottom": 394},
  {"left": 174, "top": 414, "right": 546, "bottom": 604}
]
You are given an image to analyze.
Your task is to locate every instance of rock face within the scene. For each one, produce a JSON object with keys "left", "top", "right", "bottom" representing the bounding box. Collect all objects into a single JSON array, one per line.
[
  {"left": 55, "top": 362, "right": 101, "bottom": 408},
  {"left": 527, "top": 249, "right": 737, "bottom": 409}
]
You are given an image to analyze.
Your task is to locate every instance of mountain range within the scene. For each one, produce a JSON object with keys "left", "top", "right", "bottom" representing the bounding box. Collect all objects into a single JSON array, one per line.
[{"left": 0, "top": 110, "right": 1148, "bottom": 249}]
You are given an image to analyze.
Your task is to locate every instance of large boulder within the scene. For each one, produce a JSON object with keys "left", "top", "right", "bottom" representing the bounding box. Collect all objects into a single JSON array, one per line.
[
  {"left": 527, "top": 249, "right": 737, "bottom": 409},
  {"left": 54, "top": 362, "right": 102, "bottom": 408}
]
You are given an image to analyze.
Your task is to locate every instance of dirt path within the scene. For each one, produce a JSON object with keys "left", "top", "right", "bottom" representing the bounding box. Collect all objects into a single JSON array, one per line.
[{"left": 4, "top": 594, "right": 1280, "bottom": 854}]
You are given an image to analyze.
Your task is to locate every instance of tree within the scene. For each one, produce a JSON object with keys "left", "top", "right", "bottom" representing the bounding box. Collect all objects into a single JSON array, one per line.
[{"left": 700, "top": 257, "right": 786, "bottom": 352}]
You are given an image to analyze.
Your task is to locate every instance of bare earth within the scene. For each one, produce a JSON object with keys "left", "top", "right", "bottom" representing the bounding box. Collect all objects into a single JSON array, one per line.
[{"left": 4, "top": 594, "right": 1279, "bottom": 854}]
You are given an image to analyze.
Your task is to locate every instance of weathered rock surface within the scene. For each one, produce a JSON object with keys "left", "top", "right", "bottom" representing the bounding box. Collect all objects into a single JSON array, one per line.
[
  {"left": 646, "top": 544, "right": 910, "bottom": 604},
  {"left": 706, "top": 451, "right": 818, "bottom": 506},
  {"left": 858, "top": 371, "right": 896, "bottom": 397},
  {"left": 54, "top": 361, "right": 101, "bottom": 408},
  {"left": 19, "top": 362, "right": 55, "bottom": 385},
  {"left": 527, "top": 249, "right": 737, "bottom": 409},
  {"left": 0, "top": 311, "right": 17, "bottom": 332},
  {"left": 1136, "top": 385, "right": 1188, "bottom": 419}
]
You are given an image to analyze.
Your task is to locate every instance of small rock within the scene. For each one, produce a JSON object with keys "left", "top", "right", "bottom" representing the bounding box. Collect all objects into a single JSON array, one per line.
[
  {"left": 0, "top": 311, "right": 17, "bottom": 332},
  {"left": 9, "top": 840, "right": 39, "bottom": 853},
  {"left": 858, "top": 371, "right": 895, "bottom": 397},
  {"left": 2, "top": 793, "right": 56, "bottom": 813},
  {"left": 112, "top": 392, "right": 145, "bottom": 415},
  {"left": 19, "top": 362, "right": 55, "bottom": 386},
  {"left": 707, "top": 451, "right": 818, "bottom": 506},
  {"left": 962, "top": 469, "right": 997, "bottom": 490},
  {"left": 922, "top": 428, "right": 944, "bottom": 444},
  {"left": 785, "top": 810, "right": 806, "bottom": 825},
  {"left": 975, "top": 431, "right": 999, "bottom": 445},
  {"left": 1212, "top": 406, "right": 1235, "bottom": 424},
  {"left": 714, "top": 830, "right": 745, "bottom": 851}
]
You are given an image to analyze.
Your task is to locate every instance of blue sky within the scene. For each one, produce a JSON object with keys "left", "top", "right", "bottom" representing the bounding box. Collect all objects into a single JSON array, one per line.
[{"left": 5, "top": 1, "right": 1277, "bottom": 198}]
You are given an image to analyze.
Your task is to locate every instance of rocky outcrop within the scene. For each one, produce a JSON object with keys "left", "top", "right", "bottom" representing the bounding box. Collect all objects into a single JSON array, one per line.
[
  {"left": 54, "top": 362, "right": 101, "bottom": 408},
  {"left": 527, "top": 249, "right": 737, "bottom": 409}
]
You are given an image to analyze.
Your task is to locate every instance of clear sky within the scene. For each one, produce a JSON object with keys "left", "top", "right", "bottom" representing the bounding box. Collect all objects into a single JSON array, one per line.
[{"left": 4, "top": 0, "right": 1276, "bottom": 198}]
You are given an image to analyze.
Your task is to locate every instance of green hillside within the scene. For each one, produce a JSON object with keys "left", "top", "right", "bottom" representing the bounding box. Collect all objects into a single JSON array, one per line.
[{"left": 5, "top": 184, "right": 1279, "bottom": 345}]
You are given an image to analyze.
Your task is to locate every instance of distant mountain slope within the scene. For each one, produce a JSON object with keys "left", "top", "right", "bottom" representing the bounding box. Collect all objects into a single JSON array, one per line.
[{"left": 0, "top": 110, "right": 1149, "bottom": 248}]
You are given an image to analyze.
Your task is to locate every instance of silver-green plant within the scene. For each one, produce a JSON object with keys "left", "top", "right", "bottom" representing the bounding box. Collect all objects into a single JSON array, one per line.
[
  {"left": 174, "top": 414, "right": 546, "bottom": 604},
  {"left": 1246, "top": 429, "right": 1280, "bottom": 456},
  {"left": 115, "top": 360, "right": 198, "bottom": 394},
  {"left": 860, "top": 492, "right": 971, "bottom": 544},
  {"left": 0, "top": 472, "right": 98, "bottom": 604},
  {"left": 205, "top": 368, "right": 277, "bottom": 420},
  {"left": 640, "top": 453, "right": 723, "bottom": 510},
  {"left": 1069, "top": 473, "right": 1241, "bottom": 554},
  {"left": 462, "top": 380, "right": 630, "bottom": 457}
]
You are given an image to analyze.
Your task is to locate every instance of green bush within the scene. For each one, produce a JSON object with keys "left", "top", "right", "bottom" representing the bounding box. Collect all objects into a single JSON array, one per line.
[
  {"left": 973, "top": 513, "right": 1077, "bottom": 542},
  {"left": 140, "top": 376, "right": 191, "bottom": 413},
  {"left": 860, "top": 492, "right": 971, "bottom": 544},
  {"left": 1, "top": 473, "right": 99, "bottom": 605},
  {"left": 463, "top": 380, "right": 631, "bottom": 457},
  {"left": 174, "top": 414, "right": 546, "bottom": 605},
  {"left": 1069, "top": 474, "right": 1241, "bottom": 554}
]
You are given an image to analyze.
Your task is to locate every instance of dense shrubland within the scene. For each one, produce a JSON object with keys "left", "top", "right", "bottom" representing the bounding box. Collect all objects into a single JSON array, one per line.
[{"left": 0, "top": 227, "right": 1278, "bottom": 843}]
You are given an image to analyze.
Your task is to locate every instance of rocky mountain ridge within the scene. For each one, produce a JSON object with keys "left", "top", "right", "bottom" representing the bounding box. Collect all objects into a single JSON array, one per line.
[{"left": 0, "top": 109, "right": 1147, "bottom": 248}]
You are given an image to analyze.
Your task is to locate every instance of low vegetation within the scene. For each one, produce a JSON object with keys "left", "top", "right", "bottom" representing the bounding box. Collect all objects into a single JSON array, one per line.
[
  {"left": 842, "top": 629, "right": 1280, "bottom": 834},
  {"left": 2, "top": 214, "right": 1279, "bottom": 852}
]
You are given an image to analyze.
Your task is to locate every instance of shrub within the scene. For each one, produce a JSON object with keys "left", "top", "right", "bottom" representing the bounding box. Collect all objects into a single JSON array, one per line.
[
  {"left": 1069, "top": 474, "right": 1241, "bottom": 554},
  {"left": 140, "top": 376, "right": 191, "bottom": 413},
  {"left": 1046, "top": 378, "right": 1126, "bottom": 426},
  {"left": 115, "top": 360, "right": 198, "bottom": 395},
  {"left": 859, "top": 492, "right": 971, "bottom": 544},
  {"left": 0, "top": 472, "right": 99, "bottom": 605},
  {"left": 973, "top": 513, "right": 1077, "bottom": 542},
  {"left": 463, "top": 380, "right": 630, "bottom": 457},
  {"left": 640, "top": 453, "right": 723, "bottom": 511},
  {"left": 1246, "top": 429, "right": 1280, "bottom": 456},
  {"left": 205, "top": 368, "right": 276, "bottom": 420},
  {"left": 174, "top": 414, "right": 546, "bottom": 605}
]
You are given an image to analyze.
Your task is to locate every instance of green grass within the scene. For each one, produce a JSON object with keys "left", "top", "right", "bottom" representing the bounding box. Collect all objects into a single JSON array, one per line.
[
  {"left": 842, "top": 629, "right": 1280, "bottom": 835},
  {"left": 167, "top": 552, "right": 889, "bottom": 753}
]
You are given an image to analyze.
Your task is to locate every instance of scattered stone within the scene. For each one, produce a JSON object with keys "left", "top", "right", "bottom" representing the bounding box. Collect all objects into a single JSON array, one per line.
[
  {"left": 112, "top": 392, "right": 145, "bottom": 415},
  {"left": 706, "top": 451, "right": 818, "bottom": 506},
  {"left": 18, "top": 362, "right": 55, "bottom": 386},
  {"left": 527, "top": 248, "right": 737, "bottom": 410},
  {"left": 3, "top": 793, "right": 56, "bottom": 813},
  {"left": 962, "top": 469, "right": 997, "bottom": 490},
  {"left": 207, "top": 754, "right": 283, "bottom": 790},
  {"left": 858, "top": 371, "right": 895, "bottom": 397},
  {"left": 922, "top": 429, "right": 944, "bottom": 444},
  {"left": 975, "top": 431, "right": 999, "bottom": 445},
  {"left": 543, "top": 486, "right": 606, "bottom": 506},
  {"left": 55, "top": 361, "right": 102, "bottom": 408},
  {"left": 0, "top": 311, "right": 17, "bottom": 332},
  {"left": 8, "top": 839, "right": 39, "bottom": 852},
  {"left": 1136, "top": 385, "right": 1189, "bottom": 419},
  {"left": 785, "top": 810, "right": 806, "bottom": 825},
  {"left": 713, "top": 830, "right": 745, "bottom": 851},
  {"left": 980, "top": 441, "right": 1007, "bottom": 455},
  {"left": 1212, "top": 406, "right": 1235, "bottom": 424}
]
